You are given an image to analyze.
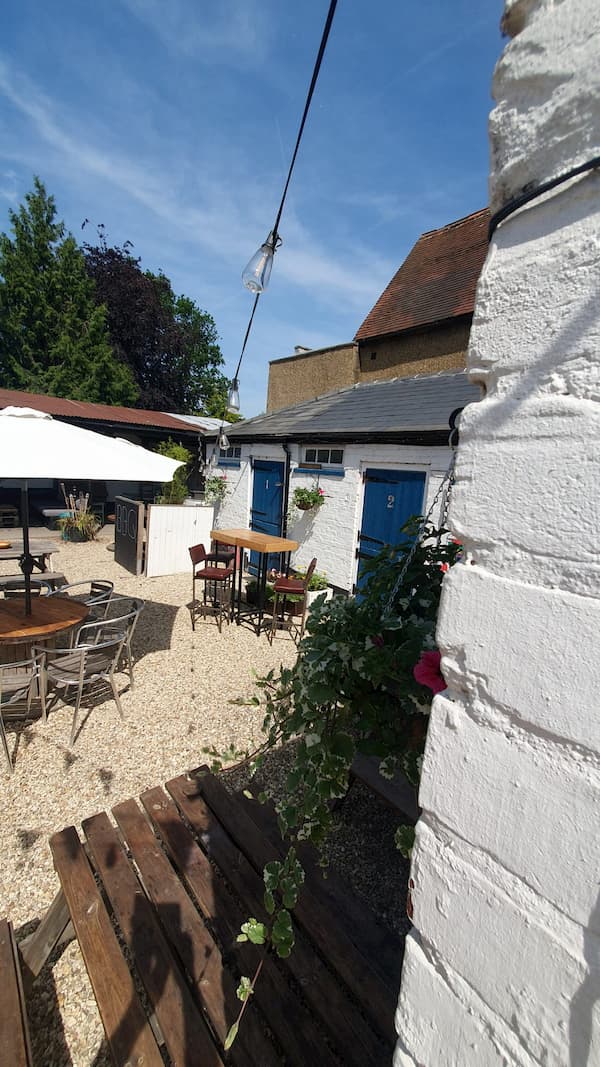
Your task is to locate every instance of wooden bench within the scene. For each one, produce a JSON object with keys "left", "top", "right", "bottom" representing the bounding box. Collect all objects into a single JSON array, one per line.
[
  {"left": 0, "top": 919, "right": 32, "bottom": 1066},
  {"left": 0, "top": 508, "right": 19, "bottom": 527},
  {"left": 347, "top": 753, "right": 420, "bottom": 824},
  {"left": 22, "top": 769, "right": 401, "bottom": 1066},
  {"left": 0, "top": 572, "right": 67, "bottom": 593},
  {"left": 0, "top": 506, "right": 19, "bottom": 527}
]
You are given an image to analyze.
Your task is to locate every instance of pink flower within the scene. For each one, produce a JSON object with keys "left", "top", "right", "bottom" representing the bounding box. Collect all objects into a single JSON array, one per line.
[
  {"left": 370, "top": 634, "right": 385, "bottom": 648},
  {"left": 413, "top": 650, "right": 446, "bottom": 694},
  {"left": 318, "top": 488, "right": 325, "bottom": 495}
]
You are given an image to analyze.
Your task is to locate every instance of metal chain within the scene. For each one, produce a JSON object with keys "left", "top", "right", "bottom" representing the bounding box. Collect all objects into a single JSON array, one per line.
[{"left": 382, "top": 451, "right": 456, "bottom": 618}]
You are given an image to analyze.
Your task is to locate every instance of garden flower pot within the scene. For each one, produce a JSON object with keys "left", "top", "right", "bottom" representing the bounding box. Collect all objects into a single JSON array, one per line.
[
  {"left": 63, "top": 528, "right": 89, "bottom": 542},
  {"left": 296, "top": 501, "right": 314, "bottom": 511},
  {"left": 287, "top": 587, "right": 332, "bottom": 616}
]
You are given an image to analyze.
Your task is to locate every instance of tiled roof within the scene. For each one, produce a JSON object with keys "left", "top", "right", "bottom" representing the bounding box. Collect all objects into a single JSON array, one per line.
[
  {"left": 355, "top": 208, "right": 489, "bottom": 341},
  {"left": 0, "top": 388, "right": 199, "bottom": 433},
  {"left": 209, "top": 371, "right": 481, "bottom": 441}
]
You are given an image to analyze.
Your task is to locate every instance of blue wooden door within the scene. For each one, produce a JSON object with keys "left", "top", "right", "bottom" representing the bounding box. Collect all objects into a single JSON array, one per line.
[
  {"left": 249, "top": 460, "right": 284, "bottom": 574},
  {"left": 356, "top": 469, "right": 426, "bottom": 591}
]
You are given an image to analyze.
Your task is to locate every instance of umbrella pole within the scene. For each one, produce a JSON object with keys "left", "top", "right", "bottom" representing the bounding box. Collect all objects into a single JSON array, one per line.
[{"left": 19, "top": 484, "right": 33, "bottom": 616}]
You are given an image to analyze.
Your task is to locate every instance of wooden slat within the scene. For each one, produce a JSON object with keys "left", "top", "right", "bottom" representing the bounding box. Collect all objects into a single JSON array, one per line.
[
  {"left": 82, "top": 810, "right": 223, "bottom": 1067},
  {"left": 19, "top": 888, "right": 73, "bottom": 981},
  {"left": 111, "top": 796, "right": 278, "bottom": 1067},
  {"left": 144, "top": 784, "right": 345, "bottom": 1066},
  {"left": 0, "top": 919, "right": 32, "bottom": 1067},
  {"left": 234, "top": 789, "right": 403, "bottom": 990},
  {"left": 195, "top": 770, "right": 398, "bottom": 1044},
  {"left": 166, "top": 774, "right": 390, "bottom": 1065},
  {"left": 49, "top": 826, "right": 163, "bottom": 1067},
  {"left": 210, "top": 528, "right": 299, "bottom": 554},
  {"left": 0, "top": 596, "right": 88, "bottom": 642},
  {"left": 350, "top": 753, "right": 419, "bottom": 823}
]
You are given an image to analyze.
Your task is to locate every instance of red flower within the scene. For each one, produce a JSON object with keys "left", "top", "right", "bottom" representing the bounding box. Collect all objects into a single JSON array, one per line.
[
  {"left": 413, "top": 650, "right": 446, "bottom": 694},
  {"left": 439, "top": 562, "right": 450, "bottom": 573}
]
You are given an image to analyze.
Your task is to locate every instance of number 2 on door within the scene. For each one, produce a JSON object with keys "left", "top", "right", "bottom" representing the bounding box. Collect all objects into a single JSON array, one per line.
[{"left": 387, "top": 494, "right": 395, "bottom": 509}]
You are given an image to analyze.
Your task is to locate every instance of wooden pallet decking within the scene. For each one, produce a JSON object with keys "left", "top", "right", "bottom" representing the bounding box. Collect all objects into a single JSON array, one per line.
[
  {"left": 23, "top": 768, "right": 401, "bottom": 1066},
  {"left": 0, "top": 919, "right": 32, "bottom": 1066}
]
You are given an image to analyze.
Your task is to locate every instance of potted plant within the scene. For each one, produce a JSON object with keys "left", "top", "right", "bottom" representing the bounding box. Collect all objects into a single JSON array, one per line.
[
  {"left": 57, "top": 509, "right": 99, "bottom": 542},
  {"left": 292, "top": 483, "right": 325, "bottom": 511},
  {"left": 265, "top": 567, "right": 331, "bottom": 615},
  {"left": 204, "top": 474, "right": 228, "bottom": 506},
  {"left": 244, "top": 579, "right": 275, "bottom": 608}
]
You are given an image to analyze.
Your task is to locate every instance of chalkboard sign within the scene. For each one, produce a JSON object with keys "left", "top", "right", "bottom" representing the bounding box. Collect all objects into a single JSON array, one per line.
[{"left": 114, "top": 497, "right": 145, "bottom": 575}]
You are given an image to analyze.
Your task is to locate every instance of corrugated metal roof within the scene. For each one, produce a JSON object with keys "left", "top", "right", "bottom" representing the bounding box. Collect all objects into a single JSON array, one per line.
[
  {"left": 0, "top": 388, "right": 198, "bottom": 433},
  {"left": 211, "top": 371, "right": 481, "bottom": 440},
  {"left": 165, "top": 413, "right": 226, "bottom": 432},
  {"left": 355, "top": 209, "right": 489, "bottom": 341}
]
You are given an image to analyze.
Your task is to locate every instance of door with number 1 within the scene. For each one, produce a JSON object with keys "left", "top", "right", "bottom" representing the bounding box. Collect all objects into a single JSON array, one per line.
[
  {"left": 356, "top": 468, "right": 426, "bottom": 590},
  {"left": 249, "top": 459, "right": 285, "bottom": 574}
]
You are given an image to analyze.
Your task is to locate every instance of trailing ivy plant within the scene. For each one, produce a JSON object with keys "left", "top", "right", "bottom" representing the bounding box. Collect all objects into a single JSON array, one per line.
[{"left": 204, "top": 517, "right": 459, "bottom": 1047}]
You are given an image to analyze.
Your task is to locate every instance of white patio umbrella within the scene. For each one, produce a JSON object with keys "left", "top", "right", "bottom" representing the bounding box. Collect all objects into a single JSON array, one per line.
[{"left": 0, "top": 407, "right": 184, "bottom": 614}]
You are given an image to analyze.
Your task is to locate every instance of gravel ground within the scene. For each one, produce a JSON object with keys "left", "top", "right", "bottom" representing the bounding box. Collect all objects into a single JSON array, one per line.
[{"left": 0, "top": 524, "right": 409, "bottom": 1066}]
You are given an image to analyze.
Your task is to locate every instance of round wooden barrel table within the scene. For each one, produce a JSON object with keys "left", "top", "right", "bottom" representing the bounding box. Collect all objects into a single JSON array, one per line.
[{"left": 0, "top": 596, "right": 89, "bottom": 662}]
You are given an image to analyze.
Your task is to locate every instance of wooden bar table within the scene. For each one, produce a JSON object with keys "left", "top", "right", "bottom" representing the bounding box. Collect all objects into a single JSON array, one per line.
[{"left": 211, "top": 528, "right": 299, "bottom": 634}]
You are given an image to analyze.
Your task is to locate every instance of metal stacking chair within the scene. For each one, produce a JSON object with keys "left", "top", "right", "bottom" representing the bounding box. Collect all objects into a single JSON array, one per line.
[
  {"left": 0, "top": 653, "right": 47, "bottom": 773},
  {"left": 269, "top": 558, "right": 317, "bottom": 644},
  {"left": 48, "top": 580, "right": 115, "bottom": 645},
  {"left": 34, "top": 631, "right": 127, "bottom": 747},
  {"left": 49, "top": 579, "right": 114, "bottom": 615},
  {"left": 78, "top": 597, "right": 144, "bottom": 688},
  {"left": 189, "top": 544, "right": 237, "bottom": 632}
]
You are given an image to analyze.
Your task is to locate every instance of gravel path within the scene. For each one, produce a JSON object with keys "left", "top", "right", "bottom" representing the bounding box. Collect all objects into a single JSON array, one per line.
[{"left": 0, "top": 525, "right": 409, "bottom": 1065}]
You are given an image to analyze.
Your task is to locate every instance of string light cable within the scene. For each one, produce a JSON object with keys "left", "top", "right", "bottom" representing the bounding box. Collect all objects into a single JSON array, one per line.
[
  {"left": 488, "top": 154, "right": 600, "bottom": 239},
  {"left": 211, "top": 0, "right": 339, "bottom": 464}
]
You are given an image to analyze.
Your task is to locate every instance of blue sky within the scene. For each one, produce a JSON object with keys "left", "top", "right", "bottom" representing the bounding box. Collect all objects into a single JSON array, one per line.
[{"left": 0, "top": 1, "right": 503, "bottom": 416}]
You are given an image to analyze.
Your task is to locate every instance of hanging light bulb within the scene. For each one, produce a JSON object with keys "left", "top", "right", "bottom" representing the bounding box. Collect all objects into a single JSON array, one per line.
[
  {"left": 227, "top": 377, "right": 240, "bottom": 414},
  {"left": 242, "top": 231, "right": 281, "bottom": 293},
  {"left": 218, "top": 429, "right": 230, "bottom": 450}
]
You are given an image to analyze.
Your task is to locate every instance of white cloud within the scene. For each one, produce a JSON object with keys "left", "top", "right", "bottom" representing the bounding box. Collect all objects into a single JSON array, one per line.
[
  {"left": 0, "top": 57, "right": 393, "bottom": 315},
  {"left": 119, "top": 0, "right": 270, "bottom": 63},
  {"left": 0, "top": 169, "right": 18, "bottom": 203}
]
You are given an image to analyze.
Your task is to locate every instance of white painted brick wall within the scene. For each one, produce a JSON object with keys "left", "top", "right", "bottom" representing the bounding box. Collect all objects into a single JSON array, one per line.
[
  {"left": 409, "top": 819, "right": 600, "bottom": 1066},
  {"left": 396, "top": 2, "right": 600, "bottom": 1064},
  {"left": 215, "top": 441, "right": 453, "bottom": 591}
]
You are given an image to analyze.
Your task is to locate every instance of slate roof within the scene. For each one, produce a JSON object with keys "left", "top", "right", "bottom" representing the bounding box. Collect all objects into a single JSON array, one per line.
[
  {"left": 0, "top": 388, "right": 198, "bottom": 434},
  {"left": 355, "top": 208, "right": 489, "bottom": 342},
  {"left": 209, "top": 372, "right": 481, "bottom": 443}
]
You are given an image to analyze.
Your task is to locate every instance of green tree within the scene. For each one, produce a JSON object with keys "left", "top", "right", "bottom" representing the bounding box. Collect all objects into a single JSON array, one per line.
[
  {"left": 0, "top": 178, "right": 138, "bottom": 405},
  {"left": 84, "top": 235, "right": 230, "bottom": 414}
]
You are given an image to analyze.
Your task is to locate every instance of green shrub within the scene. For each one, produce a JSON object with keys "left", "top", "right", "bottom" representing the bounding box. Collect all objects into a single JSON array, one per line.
[{"left": 155, "top": 439, "right": 193, "bottom": 504}]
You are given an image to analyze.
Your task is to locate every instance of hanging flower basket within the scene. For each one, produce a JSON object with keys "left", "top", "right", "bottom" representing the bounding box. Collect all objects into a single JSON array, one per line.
[{"left": 292, "top": 484, "right": 325, "bottom": 511}]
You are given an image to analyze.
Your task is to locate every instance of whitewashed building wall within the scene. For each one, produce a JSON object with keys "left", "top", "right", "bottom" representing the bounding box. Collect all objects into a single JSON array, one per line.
[
  {"left": 396, "top": 2, "right": 600, "bottom": 1065},
  {"left": 214, "top": 441, "right": 454, "bottom": 591}
]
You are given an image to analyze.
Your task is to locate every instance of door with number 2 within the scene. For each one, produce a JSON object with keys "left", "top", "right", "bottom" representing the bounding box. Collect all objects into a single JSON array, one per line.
[{"left": 356, "top": 468, "right": 426, "bottom": 590}]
